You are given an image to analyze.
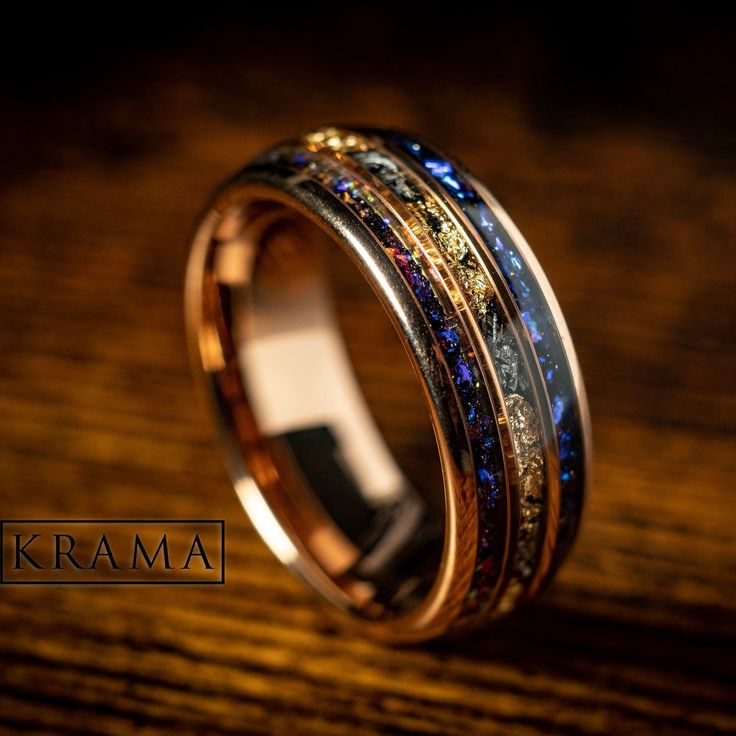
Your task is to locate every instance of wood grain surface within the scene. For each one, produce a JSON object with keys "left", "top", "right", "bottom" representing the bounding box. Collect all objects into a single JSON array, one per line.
[{"left": 1, "top": 15, "right": 735, "bottom": 735}]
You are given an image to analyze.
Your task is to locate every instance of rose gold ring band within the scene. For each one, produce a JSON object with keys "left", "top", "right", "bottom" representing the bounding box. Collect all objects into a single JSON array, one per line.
[{"left": 185, "top": 126, "right": 592, "bottom": 643}]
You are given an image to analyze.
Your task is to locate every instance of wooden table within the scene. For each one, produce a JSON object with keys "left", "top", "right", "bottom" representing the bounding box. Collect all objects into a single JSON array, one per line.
[{"left": 1, "top": 22, "right": 734, "bottom": 734}]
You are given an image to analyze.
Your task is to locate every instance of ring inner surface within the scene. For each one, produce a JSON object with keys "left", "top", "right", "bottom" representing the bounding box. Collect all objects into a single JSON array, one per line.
[{"left": 216, "top": 200, "right": 445, "bottom": 616}]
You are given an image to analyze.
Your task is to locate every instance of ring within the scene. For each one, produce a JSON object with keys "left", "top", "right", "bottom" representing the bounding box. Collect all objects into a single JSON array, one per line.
[{"left": 185, "top": 126, "right": 592, "bottom": 642}]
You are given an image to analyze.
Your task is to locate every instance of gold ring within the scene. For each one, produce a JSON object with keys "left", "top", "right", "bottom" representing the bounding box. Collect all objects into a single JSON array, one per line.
[{"left": 185, "top": 126, "right": 592, "bottom": 642}]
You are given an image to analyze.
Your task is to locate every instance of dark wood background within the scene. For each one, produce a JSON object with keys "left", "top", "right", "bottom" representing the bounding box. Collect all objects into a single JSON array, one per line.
[{"left": 1, "top": 9, "right": 734, "bottom": 735}]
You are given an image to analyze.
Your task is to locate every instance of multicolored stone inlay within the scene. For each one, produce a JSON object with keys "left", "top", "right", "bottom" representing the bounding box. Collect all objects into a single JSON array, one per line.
[
  {"left": 387, "top": 132, "right": 586, "bottom": 563},
  {"left": 258, "top": 143, "right": 509, "bottom": 608}
]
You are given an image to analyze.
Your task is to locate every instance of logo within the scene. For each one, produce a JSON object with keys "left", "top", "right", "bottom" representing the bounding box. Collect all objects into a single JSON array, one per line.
[{"left": 1, "top": 520, "right": 225, "bottom": 584}]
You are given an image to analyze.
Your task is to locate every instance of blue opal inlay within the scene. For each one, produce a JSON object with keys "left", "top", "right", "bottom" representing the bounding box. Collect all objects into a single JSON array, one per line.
[
  {"left": 390, "top": 134, "right": 585, "bottom": 557},
  {"left": 437, "top": 327, "right": 460, "bottom": 352},
  {"left": 421, "top": 158, "right": 474, "bottom": 199}
]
